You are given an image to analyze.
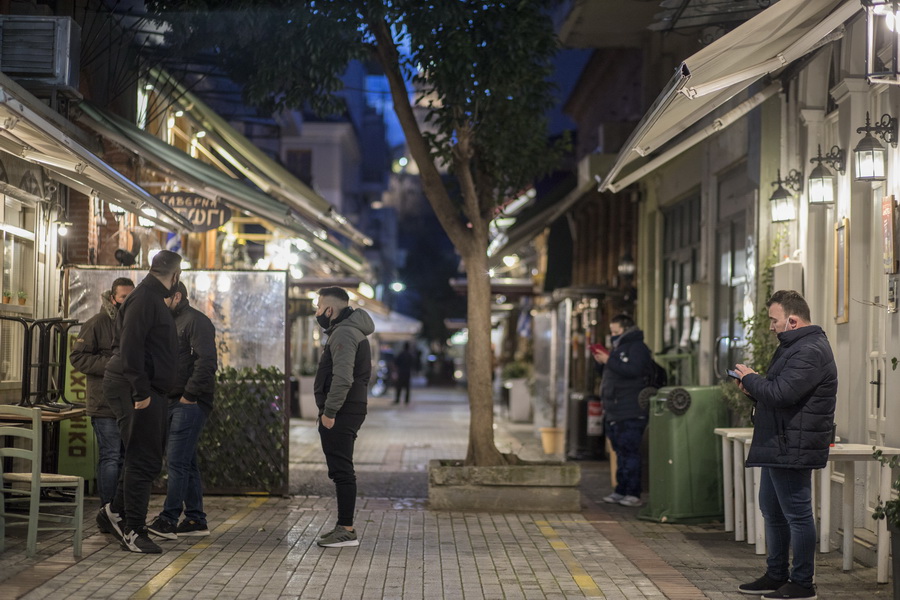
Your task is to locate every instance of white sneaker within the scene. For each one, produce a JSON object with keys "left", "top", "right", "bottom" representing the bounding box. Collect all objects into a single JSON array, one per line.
[
  {"left": 602, "top": 492, "right": 625, "bottom": 504},
  {"left": 618, "top": 495, "right": 643, "bottom": 507}
]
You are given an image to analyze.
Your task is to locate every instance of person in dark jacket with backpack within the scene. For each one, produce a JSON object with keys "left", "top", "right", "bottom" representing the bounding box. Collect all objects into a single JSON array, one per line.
[
  {"left": 148, "top": 282, "right": 217, "bottom": 540},
  {"left": 313, "top": 286, "right": 375, "bottom": 548},
  {"left": 734, "top": 290, "right": 837, "bottom": 600},
  {"left": 592, "top": 314, "right": 652, "bottom": 507}
]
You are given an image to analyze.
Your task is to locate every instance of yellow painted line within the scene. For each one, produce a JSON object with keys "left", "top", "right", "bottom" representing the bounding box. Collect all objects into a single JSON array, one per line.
[
  {"left": 130, "top": 497, "right": 269, "bottom": 600},
  {"left": 535, "top": 520, "right": 604, "bottom": 598}
]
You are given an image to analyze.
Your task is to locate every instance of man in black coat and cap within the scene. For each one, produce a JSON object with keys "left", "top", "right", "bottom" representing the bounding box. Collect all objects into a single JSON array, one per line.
[{"left": 734, "top": 290, "right": 837, "bottom": 600}]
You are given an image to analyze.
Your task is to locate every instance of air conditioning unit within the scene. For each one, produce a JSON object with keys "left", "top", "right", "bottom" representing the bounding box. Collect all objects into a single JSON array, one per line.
[{"left": 0, "top": 16, "right": 80, "bottom": 94}]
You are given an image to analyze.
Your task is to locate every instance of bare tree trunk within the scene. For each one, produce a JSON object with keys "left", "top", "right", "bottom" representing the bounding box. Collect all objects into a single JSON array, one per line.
[{"left": 462, "top": 241, "right": 506, "bottom": 466}]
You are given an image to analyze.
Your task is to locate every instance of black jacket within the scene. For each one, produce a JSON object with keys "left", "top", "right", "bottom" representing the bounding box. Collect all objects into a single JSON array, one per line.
[
  {"left": 315, "top": 307, "right": 375, "bottom": 418},
  {"left": 105, "top": 274, "right": 177, "bottom": 401},
  {"left": 169, "top": 294, "right": 217, "bottom": 414},
  {"left": 597, "top": 328, "right": 652, "bottom": 422},
  {"left": 742, "top": 325, "right": 837, "bottom": 469},
  {"left": 70, "top": 293, "right": 118, "bottom": 418}
]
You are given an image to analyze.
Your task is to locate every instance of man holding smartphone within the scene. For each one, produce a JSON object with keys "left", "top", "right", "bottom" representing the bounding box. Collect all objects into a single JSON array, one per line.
[
  {"left": 733, "top": 290, "right": 837, "bottom": 600},
  {"left": 592, "top": 314, "right": 652, "bottom": 508}
]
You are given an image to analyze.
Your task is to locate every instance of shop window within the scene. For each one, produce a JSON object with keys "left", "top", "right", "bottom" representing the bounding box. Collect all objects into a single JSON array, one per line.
[
  {"left": 0, "top": 195, "right": 36, "bottom": 385},
  {"left": 286, "top": 150, "right": 313, "bottom": 186},
  {"left": 662, "top": 193, "right": 701, "bottom": 352}
]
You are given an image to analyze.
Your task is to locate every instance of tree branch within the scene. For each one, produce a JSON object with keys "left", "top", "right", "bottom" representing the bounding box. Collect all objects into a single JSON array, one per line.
[{"left": 366, "top": 16, "right": 473, "bottom": 254}]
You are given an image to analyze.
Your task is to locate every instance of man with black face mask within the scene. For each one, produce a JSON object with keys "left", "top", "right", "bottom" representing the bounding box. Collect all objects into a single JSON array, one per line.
[
  {"left": 312, "top": 286, "right": 374, "bottom": 548},
  {"left": 98, "top": 250, "right": 181, "bottom": 554},
  {"left": 70, "top": 277, "right": 135, "bottom": 512}
]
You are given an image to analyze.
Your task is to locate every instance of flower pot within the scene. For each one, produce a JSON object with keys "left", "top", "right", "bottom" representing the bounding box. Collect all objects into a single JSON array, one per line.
[
  {"left": 17, "top": 298, "right": 26, "bottom": 305},
  {"left": 1, "top": 297, "right": 9, "bottom": 304},
  {"left": 539, "top": 426, "right": 565, "bottom": 455}
]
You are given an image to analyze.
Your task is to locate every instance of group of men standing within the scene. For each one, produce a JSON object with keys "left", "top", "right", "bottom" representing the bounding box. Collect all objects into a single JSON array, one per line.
[{"left": 70, "top": 250, "right": 216, "bottom": 553}]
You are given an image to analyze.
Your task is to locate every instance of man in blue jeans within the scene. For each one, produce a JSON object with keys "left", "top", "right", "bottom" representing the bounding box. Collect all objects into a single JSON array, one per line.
[
  {"left": 70, "top": 277, "right": 134, "bottom": 510},
  {"left": 592, "top": 314, "right": 652, "bottom": 508},
  {"left": 734, "top": 290, "right": 837, "bottom": 600},
  {"left": 148, "top": 282, "right": 217, "bottom": 540}
]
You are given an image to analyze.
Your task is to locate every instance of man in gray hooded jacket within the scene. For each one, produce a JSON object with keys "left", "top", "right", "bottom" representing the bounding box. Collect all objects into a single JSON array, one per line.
[{"left": 313, "top": 286, "right": 374, "bottom": 548}]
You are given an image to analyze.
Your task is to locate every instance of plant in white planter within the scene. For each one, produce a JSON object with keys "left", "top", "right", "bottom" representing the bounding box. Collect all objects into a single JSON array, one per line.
[{"left": 501, "top": 361, "right": 532, "bottom": 423}]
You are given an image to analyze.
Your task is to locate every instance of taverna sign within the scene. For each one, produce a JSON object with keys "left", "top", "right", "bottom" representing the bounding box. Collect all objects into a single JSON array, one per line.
[{"left": 157, "top": 192, "right": 232, "bottom": 232}]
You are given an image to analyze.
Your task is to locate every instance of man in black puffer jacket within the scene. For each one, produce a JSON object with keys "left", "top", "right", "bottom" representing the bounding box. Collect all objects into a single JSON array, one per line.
[
  {"left": 592, "top": 314, "right": 652, "bottom": 508},
  {"left": 734, "top": 290, "right": 837, "bottom": 600}
]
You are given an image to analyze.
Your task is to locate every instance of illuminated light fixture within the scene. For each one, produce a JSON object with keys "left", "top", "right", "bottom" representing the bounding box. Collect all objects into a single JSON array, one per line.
[
  {"left": 502, "top": 254, "right": 519, "bottom": 268},
  {"left": 808, "top": 145, "right": 844, "bottom": 205},
  {"left": 139, "top": 206, "right": 158, "bottom": 227},
  {"left": 769, "top": 169, "right": 802, "bottom": 223},
  {"left": 864, "top": 1, "right": 900, "bottom": 85},
  {"left": 195, "top": 130, "right": 207, "bottom": 138},
  {"left": 854, "top": 112, "right": 897, "bottom": 181},
  {"left": 358, "top": 282, "right": 375, "bottom": 298},
  {"left": 390, "top": 281, "right": 406, "bottom": 293},
  {"left": 174, "top": 110, "right": 185, "bottom": 117},
  {"left": 617, "top": 253, "right": 636, "bottom": 278},
  {"left": 54, "top": 208, "right": 73, "bottom": 236},
  {"left": 143, "top": 83, "right": 154, "bottom": 91}
]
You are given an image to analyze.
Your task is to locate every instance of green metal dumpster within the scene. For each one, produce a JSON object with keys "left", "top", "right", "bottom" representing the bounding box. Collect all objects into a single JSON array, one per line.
[{"left": 639, "top": 386, "right": 729, "bottom": 524}]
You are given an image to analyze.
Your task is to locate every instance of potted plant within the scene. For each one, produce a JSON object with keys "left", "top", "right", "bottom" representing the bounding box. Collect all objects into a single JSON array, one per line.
[
  {"left": 17, "top": 290, "right": 27, "bottom": 305},
  {"left": 501, "top": 360, "right": 532, "bottom": 423},
  {"left": 872, "top": 448, "right": 900, "bottom": 599},
  {"left": 1, "top": 290, "right": 10, "bottom": 304}
]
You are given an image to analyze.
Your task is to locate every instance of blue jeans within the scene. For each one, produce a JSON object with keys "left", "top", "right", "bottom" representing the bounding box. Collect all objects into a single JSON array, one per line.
[
  {"left": 160, "top": 402, "right": 208, "bottom": 525},
  {"left": 606, "top": 417, "right": 647, "bottom": 497},
  {"left": 91, "top": 416, "right": 123, "bottom": 505},
  {"left": 758, "top": 467, "right": 816, "bottom": 587}
]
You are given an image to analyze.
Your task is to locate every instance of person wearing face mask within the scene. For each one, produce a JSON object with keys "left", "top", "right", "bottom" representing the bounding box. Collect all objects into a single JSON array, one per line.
[
  {"left": 147, "top": 281, "right": 217, "bottom": 541},
  {"left": 98, "top": 250, "right": 182, "bottom": 554},
  {"left": 70, "top": 277, "right": 135, "bottom": 513},
  {"left": 312, "top": 286, "right": 375, "bottom": 548},
  {"left": 733, "top": 290, "right": 837, "bottom": 600},
  {"left": 591, "top": 313, "right": 653, "bottom": 508}
]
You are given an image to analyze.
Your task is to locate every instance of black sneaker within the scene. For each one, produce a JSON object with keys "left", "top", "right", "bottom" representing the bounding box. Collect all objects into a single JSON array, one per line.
[
  {"left": 120, "top": 528, "right": 162, "bottom": 553},
  {"left": 176, "top": 519, "right": 210, "bottom": 537},
  {"left": 739, "top": 574, "right": 789, "bottom": 595},
  {"left": 317, "top": 527, "right": 359, "bottom": 548},
  {"left": 98, "top": 504, "right": 125, "bottom": 542},
  {"left": 147, "top": 516, "right": 178, "bottom": 540},
  {"left": 762, "top": 582, "right": 817, "bottom": 600}
]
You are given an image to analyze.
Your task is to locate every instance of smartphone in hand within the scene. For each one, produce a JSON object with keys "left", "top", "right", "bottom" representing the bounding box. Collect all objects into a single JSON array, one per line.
[
  {"left": 590, "top": 343, "right": 608, "bottom": 354},
  {"left": 727, "top": 369, "right": 741, "bottom": 380}
]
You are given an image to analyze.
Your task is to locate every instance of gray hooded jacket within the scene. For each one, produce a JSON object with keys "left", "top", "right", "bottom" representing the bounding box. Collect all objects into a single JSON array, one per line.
[{"left": 314, "top": 307, "right": 375, "bottom": 418}]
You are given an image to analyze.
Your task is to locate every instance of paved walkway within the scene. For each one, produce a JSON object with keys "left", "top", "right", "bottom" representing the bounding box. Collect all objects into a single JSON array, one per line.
[{"left": 0, "top": 384, "right": 891, "bottom": 599}]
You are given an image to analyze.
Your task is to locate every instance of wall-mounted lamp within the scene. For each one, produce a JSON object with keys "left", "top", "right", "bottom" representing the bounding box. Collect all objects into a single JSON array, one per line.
[
  {"left": 863, "top": 1, "right": 900, "bottom": 85},
  {"left": 854, "top": 112, "right": 897, "bottom": 181},
  {"left": 138, "top": 206, "right": 157, "bottom": 228},
  {"left": 769, "top": 169, "right": 802, "bottom": 222},
  {"left": 54, "top": 208, "right": 73, "bottom": 236},
  {"left": 808, "top": 145, "right": 844, "bottom": 205},
  {"left": 617, "top": 252, "right": 636, "bottom": 278},
  {"left": 108, "top": 201, "right": 127, "bottom": 215}
]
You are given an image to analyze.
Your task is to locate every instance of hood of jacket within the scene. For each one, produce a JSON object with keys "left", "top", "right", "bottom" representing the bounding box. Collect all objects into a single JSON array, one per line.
[
  {"left": 171, "top": 292, "right": 191, "bottom": 316},
  {"left": 327, "top": 307, "right": 375, "bottom": 338},
  {"left": 100, "top": 291, "right": 117, "bottom": 320}
]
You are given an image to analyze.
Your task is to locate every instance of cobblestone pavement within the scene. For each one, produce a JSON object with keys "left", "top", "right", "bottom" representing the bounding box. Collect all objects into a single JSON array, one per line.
[{"left": 0, "top": 383, "right": 891, "bottom": 599}]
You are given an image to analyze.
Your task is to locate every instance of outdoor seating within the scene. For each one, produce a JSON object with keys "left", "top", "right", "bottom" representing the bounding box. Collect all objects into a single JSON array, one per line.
[{"left": 0, "top": 404, "right": 84, "bottom": 557}]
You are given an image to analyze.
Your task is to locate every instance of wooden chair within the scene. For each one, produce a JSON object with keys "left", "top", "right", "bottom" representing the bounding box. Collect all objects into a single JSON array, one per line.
[{"left": 0, "top": 404, "right": 84, "bottom": 557}]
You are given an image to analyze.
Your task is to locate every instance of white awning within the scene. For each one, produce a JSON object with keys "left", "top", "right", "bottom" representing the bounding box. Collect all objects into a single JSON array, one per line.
[
  {"left": 368, "top": 309, "right": 422, "bottom": 342},
  {"left": 599, "top": 0, "right": 860, "bottom": 193},
  {"left": 0, "top": 73, "right": 192, "bottom": 231}
]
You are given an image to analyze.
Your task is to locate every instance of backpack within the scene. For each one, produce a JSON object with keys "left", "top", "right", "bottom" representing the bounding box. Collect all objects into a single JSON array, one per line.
[{"left": 646, "top": 359, "right": 668, "bottom": 389}]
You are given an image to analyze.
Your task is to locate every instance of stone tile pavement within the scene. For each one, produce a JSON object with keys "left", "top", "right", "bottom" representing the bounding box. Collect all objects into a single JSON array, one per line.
[{"left": 0, "top": 383, "right": 893, "bottom": 599}]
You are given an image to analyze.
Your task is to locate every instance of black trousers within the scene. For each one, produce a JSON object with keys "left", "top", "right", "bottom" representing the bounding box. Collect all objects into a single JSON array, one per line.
[
  {"left": 318, "top": 413, "right": 365, "bottom": 527},
  {"left": 394, "top": 378, "right": 411, "bottom": 404},
  {"left": 104, "top": 377, "right": 168, "bottom": 531}
]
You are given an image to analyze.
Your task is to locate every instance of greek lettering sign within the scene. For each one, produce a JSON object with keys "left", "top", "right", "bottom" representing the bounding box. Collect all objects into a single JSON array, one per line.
[
  {"left": 158, "top": 192, "right": 232, "bottom": 232},
  {"left": 59, "top": 332, "right": 98, "bottom": 491}
]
